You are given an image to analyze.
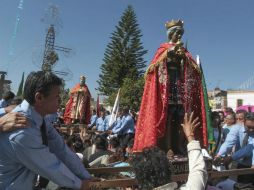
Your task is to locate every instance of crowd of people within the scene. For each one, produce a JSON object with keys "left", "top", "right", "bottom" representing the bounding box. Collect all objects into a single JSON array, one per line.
[
  {"left": 0, "top": 71, "right": 208, "bottom": 190},
  {"left": 0, "top": 73, "right": 254, "bottom": 190}
]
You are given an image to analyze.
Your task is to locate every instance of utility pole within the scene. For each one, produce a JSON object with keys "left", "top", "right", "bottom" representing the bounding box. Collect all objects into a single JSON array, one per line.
[{"left": 41, "top": 4, "right": 72, "bottom": 76}]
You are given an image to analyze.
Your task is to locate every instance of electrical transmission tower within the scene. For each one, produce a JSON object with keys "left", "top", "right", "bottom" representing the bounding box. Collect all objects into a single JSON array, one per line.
[
  {"left": 41, "top": 4, "right": 72, "bottom": 77},
  {"left": 41, "top": 25, "right": 71, "bottom": 74},
  {"left": 238, "top": 75, "right": 254, "bottom": 90}
]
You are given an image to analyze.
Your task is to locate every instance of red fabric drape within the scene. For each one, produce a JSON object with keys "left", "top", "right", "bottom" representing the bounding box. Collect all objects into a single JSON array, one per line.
[{"left": 133, "top": 43, "right": 208, "bottom": 152}]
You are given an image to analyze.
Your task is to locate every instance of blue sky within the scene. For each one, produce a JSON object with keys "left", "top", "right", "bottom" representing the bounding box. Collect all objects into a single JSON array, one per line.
[{"left": 1, "top": 0, "right": 254, "bottom": 98}]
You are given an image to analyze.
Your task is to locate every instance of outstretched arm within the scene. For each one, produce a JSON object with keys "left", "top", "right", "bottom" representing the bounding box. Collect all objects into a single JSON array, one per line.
[{"left": 180, "top": 112, "right": 208, "bottom": 190}]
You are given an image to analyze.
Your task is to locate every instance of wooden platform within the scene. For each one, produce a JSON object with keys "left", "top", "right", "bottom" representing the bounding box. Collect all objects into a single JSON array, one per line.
[
  {"left": 168, "top": 157, "right": 213, "bottom": 174},
  {"left": 86, "top": 167, "right": 254, "bottom": 189}
]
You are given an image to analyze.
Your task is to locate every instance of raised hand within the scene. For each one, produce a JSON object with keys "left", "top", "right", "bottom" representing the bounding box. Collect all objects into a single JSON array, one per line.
[{"left": 181, "top": 112, "right": 200, "bottom": 142}]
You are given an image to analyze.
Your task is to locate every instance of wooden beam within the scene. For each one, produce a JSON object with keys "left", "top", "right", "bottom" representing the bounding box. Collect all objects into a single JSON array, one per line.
[
  {"left": 87, "top": 166, "right": 133, "bottom": 174},
  {"left": 89, "top": 179, "right": 138, "bottom": 188},
  {"left": 87, "top": 166, "right": 254, "bottom": 187}
]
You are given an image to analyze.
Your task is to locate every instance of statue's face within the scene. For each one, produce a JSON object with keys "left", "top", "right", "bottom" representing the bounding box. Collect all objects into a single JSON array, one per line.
[
  {"left": 169, "top": 28, "right": 184, "bottom": 43},
  {"left": 80, "top": 76, "right": 86, "bottom": 86}
]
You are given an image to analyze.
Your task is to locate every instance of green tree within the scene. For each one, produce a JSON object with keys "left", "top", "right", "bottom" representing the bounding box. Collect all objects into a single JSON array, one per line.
[
  {"left": 17, "top": 72, "right": 25, "bottom": 97},
  {"left": 121, "top": 77, "right": 144, "bottom": 111},
  {"left": 97, "top": 5, "right": 147, "bottom": 102},
  {"left": 59, "top": 80, "right": 70, "bottom": 109}
]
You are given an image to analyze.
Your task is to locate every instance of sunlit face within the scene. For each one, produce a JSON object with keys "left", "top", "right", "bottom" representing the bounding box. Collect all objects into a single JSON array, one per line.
[
  {"left": 100, "top": 111, "right": 105, "bottom": 117},
  {"left": 245, "top": 120, "right": 254, "bottom": 135},
  {"left": 236, "top": 113, "right": 245, "bottom": 124},
  {"left": 40, "top": 86, "right": 61, "bottom": 115},
  {"left": 212, "top": 116, "right": 221, "bottom": 128},
  {"left": 219, "top": 112, "right": 225, "bottom": 122},
  {"left": 225, "top": 114, "right": 235, "bottom": 126}
]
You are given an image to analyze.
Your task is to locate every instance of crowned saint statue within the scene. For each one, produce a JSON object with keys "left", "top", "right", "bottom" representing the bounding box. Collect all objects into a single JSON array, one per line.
[{"left": 133, "top": 20, "right": 210, "bottom": 158}]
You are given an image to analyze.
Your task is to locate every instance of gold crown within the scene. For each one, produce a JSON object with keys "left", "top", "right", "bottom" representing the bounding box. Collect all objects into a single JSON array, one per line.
[{"left": 165, "top": 19, "right": 184, "bottom": 29}]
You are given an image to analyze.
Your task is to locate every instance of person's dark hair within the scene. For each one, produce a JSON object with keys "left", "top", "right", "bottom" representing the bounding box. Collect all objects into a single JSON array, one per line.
[
  {"left": 83, "top": 139, "right": 92, "bottom": 149},
  {"left": 236, "top": 109, "right": 247, "bottom": 115},
  {"left": 131, "top": 146, "right": 171, "bottom": 190},
  {"left": 245, "top": 112, "right": 254, "bottom": 122},
  {"left": 218, "top": 111, "right": 225, "bottom": 117},
  {"left": 127, "top": 138, "right": 134, "bottom": 148},
  {"left": 66, "top": 136, "right": 74, "bottom": 149},
  {"left": 94, "top": 135, "right": 108, "bottom": 150},
  {"left": 224, "top": 107, "right": 234, "bottom": 114},
  {"left": 226, "top": 112, "right": 236, "bottom": 120},
  {"left": 3, "top": 91, "right": 15, "bottom": 101},
  {"left": 100, "top": 109, "right": 105, "bottom": 114},
  {"left": 73, "top": 141, "right": 84, "bottom": 153},
  {"left": 109, "top": 137, "right": 120, "bottom": 149},
  {"left": 211, "top": 111, "right": 220, "bottom": 120},
  {"left": 123, "top": 106, "right": 129, "bottom": 114},
  {"left": 23, "top": 71, "right": 62, "bottom": 105},
  {"left": 10, "top": 97, "right": 23, "bottom": 105},
  {"left": 108, "top": 147, "right": 126, "bottom": 163}
]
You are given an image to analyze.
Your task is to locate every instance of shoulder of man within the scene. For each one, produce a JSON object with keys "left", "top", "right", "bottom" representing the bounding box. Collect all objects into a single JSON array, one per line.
[{"left": 231, "top": 123, "right": 244, "bottom": 131}]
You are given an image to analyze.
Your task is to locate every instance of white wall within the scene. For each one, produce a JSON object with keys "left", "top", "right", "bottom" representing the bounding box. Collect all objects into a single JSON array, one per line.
[{"left": 227, "top": 91, "right": 254, "bottom": 111}]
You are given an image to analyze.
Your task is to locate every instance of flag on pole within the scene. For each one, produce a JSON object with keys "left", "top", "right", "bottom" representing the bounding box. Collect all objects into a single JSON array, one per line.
[
  {"left": 96, "top": 94, "right": 100, "bottom": 117},
  {"left": 197, "top": 55, "right": 214, "bottom": 152},
  {"left": 109, "top": 88, "right": 121, "bottom": 127}
]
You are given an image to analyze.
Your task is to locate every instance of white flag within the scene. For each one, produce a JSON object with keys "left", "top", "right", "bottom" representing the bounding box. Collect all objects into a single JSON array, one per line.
[
  {"left": 109, "top": 88, "right": 121, "bottom": 127},
  {"left": 196, "top": 55, "right": 201, "bottom": 67}
]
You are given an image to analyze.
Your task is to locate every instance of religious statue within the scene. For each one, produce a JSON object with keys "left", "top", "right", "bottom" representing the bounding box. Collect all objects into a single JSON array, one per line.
[
  {"left": 64, "top": 75, "right": 91, "bottom": 127},
  {"left": 133, "top": 20, "right": 210, "bottom": 156}
]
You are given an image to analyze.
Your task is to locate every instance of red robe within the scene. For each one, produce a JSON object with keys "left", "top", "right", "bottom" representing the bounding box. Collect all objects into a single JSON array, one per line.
[
  {"left": 64, "top": 83, "right": 91, "bottom": 125},
  {"left": 133, "top": 43, "right": 208, "bottom": 151}
]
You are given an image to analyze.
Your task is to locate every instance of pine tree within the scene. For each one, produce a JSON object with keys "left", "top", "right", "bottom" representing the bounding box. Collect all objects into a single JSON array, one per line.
[
  {"left": 97, "top": 5, "right": 147, "bottom": 99},
  {"left": 17, "top": 72, "right": 24, "bottom": 97}
]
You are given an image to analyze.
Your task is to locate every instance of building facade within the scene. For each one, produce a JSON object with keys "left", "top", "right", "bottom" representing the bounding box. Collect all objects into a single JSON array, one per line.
[
  {"left": 208, "top": 88, "right": 254, "bottom": 111},
  {"left": 227, "top": 90, "right": 254, "bottom": 110}
]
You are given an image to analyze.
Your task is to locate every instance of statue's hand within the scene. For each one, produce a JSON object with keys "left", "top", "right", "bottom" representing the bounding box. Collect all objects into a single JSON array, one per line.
[
  {"left": 167, "top": 45, "right": 185, "bottom": 61},
  {"left": 168, "top": 45, "right": 176, "bottom": 53},
  {"left": 167, "top": 46, "right": 177, "bottom": 62}
]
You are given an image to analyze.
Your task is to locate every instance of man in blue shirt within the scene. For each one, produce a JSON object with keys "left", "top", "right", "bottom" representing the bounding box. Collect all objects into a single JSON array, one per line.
[
  {"left": 0, "top": 91, "right": 15, "bottom": 108},
  {"left": 88, "top": 109, "right": 97, "bottom": 129},
  {"left": 95, "top": 110, "right": 107, "bottom": 132},
  {"left": 112, "top": 106, "right": 135, "bottom": 148},
  {"left": 216, "top": 112, "right": 254, "bottom": 185},
  {"left": 0, "top": 71, "right": 94, "bottom": 190},
  {"left": 104, "top": 110, "right": 111, "bottom": 131},
  {"left": 0, "top": 91, "right": 20, "bottom": 118}
]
